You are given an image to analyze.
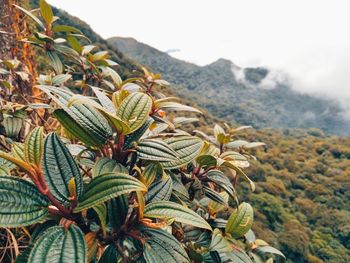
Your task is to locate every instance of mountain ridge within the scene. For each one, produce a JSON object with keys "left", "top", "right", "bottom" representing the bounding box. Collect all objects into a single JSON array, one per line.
[{"left": 108, "top": 36, "right": 350, "bottom": 135}]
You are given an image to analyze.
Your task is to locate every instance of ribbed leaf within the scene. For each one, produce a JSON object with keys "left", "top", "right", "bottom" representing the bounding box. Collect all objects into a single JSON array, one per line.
[
  {"left": 28, "top": 225, "right": 87, "bottom": 263},
  {"left": 117, "top": 92, "right": 152, "bottom": 133},
  {"left": 54, "top": 109, "right": 102, "bottom": 147},
  {"left": 92, "top": 203, "right": 107, "bottom": 236},
  {"left": 91, "top": 86, "right": 116, "bottom": 114},
  {"left": 137, "top": 139, "right": 178, "bottom": 162},
  {"left": 124, "top": 118, "right": 153, "bottom": 149},
  {"left": 173, "top": 117, "right": 199, "bottom": 127},
  {"left": 47, "top": 51, "right": 63, "bottom": 74},
  {"left": 12, "top": 142, "right": 26, "bottom": 162},
  {"left": 52, "top": 74, "right": 72, "bottom": 86},
  {"left": 162, "top": 136, "right": 203, "bottom": 169},
  {"left": 0, "top": 176, "right": 48, "bottom": 227},
  {"left": 142, "top": 227, "right": 190, "bottom": 263},
  {"left": 42, "top": 133, "right": 83, "bottom": 205},
  {"left": 107, "top": 195, "right": 129, "bottom": 229},
  {"left": 157, "top": 101, "right": 201, "bottom": 113},
  {"left": 141, "top": 162, "right": 163, "bottom": 187},
  {"left": 145, "top": 174, "right": 173, "bottom": 203},
  {"left": 24, "top": 127, "right": 44, "bottom": 166},
  {"left": 223, "top": 248, "right": 253, "bottom": 263},
  {"left": 209, "top": 229, "right": 232, "bottom": 253},
  {"left": 0, "top": 158, "right": 14, "bottom": 175},
  {"left": 144, "top": 201, "right": 212, "bottom": 230},
  {"left": 206, "top": 170, "right": 236, "bottom": 200},
  {"left": 203, "top": 186, "right": 227, "bottom": 206},
  {"left": 75, "top": 173, "right": 146, "bottom": 212},
  {"left": 39, "top": 85, "right": 113, "bottom": 146},
  {"left": 92, "top": 158, "right": 128, "bottom": 177},
  {"left": 3, "top": 117, "right": 22, "bottom": 138},
  {"left": 67, "top": 94, "right": 130, "bottom": 135},
  {"left": 220, "top": 151, "right": 249, "bottom": 168},
  {"left": 225, "top": 202, "right": 254, "bottom": 238},
  {"left": 98, "top": 245, "right": 119, "bottom": 263}
]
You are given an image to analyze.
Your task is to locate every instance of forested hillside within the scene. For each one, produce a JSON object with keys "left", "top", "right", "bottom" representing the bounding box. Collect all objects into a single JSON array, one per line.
[
  {"left": 7, "top": 2, "right": 349, "bottom": 262},
  {"left": 108, "top": 37, "right": 350, "bottom": 135}
]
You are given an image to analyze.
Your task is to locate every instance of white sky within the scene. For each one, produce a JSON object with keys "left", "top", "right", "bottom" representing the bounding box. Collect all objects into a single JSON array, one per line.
[{"left": 48, "top": 0, "right": 350, "bottom": 102}]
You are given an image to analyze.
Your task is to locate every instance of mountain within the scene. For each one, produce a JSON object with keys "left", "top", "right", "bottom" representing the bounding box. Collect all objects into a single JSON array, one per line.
[
  {"left": 108, "top": 37, "right": 350, "bottom": 135},
  {"left": 25, "top": 2, "right": 350, "bottom": 262}
]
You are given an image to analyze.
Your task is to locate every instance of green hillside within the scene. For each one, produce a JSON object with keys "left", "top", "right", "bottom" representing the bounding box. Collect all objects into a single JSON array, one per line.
[
  {"left": 23, "top": 2, "right": 350, "bottom": 262},
  {"left": 108, "top": 37, "right": 350, "bottom": 136}
]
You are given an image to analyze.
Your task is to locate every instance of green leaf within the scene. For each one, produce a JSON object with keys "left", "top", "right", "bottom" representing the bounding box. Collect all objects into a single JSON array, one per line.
[
  {"left": 209, "top": 229, "right": 232, "bottom": 253},
  {"left": 220, "top": 151, "right": 249, "bottom": 168},
  {"left": 203, "top": 186, "right": 227, "bottom": 206},
  {"left": 92, "top": 203, "right": 107, "bottom": 236},
  {"left": 92, "top": 158, "right": 128, "bottom": 177},
  {"left": 142, "top": 227, "right": 190, "bottom": 263},
  {"left": 100, "top": 66, "right": 122, "bottom": 87},
  {"left": 67, "top": 35, "right": 83, "bottom": 54},
  {"left": 213, "top": 124, "right": 226, "bottom": 141},
  {"left": 24, "top": 127, "right": 44, "bottom": 166},
  {"left": 53, "top": 109, "right": 103, "bottom": 147},
  {"left": 0, "top": 158, "right": 15, "bottom": 175},
  {"left": 225, "top": 202, "right": 254, "bottom": 238},
  {"left": 107, "top": 195, "right": 129, "bottom": 229},
  {"left": 162, "top": 136, "right": 204, "bottom": 169},
  {"left": 255, "top": 245, "right": 286, "bottom": 259},
  {"left": 144, "top": 201, "right": 212, "bottom": 230},
  {"left": 67, "top": 94, "right": 130, "bottom": 135},
  {"left": 52, "top": 25, "right": 82, "bottom": 34},
  {"left": 173, "top": 117, "right": 199, "bottom": 127},
  {"left": 13, "top": 4, "right": 45, "bottom": 30},
  {"left": 137, "top": 139, "right": 178, "bottom": 162},
  {"left": 223, "top": 247, "right": 253, "bottom": 263},
  {"left": 28, "top": 225, "right": 87, "bottom": 263},
  {"left": 42, "top": 133, "right": 83, "bottom": 205},
  {"left": 141, "top": 162, "right": 163, "bottom": 187},
  {"left": 39, "top": 0, "right": 53, "bottom": 25},
  {"left": 47, "top": 51, "right": 63, "bottom": 74},
  {"left": 117, "top": 92, "right": 152, "bottom": 133},
  {"left": 222, "top": 162, "right": 255, "bottom": 192},
  {"left": 0, "top": 176, "right": 48, "bottom": 227},
  {"left": 91, "top": 86, "right": 116, "bottom": 114},
  {"left": 196, "top": 155, "right": 217, "bottom": 167},
  {"left": 52, "top": 74, "right": 71, "bottom": 85},
  {"left": 124, "top": 118, "right": 153, "bottom": 149},
  {"left": 39, "top": 85, "right": 113, "bottom": 146},
  {"left": 3, "top": 117, "right": 22, "bottom": 138},
  {"left": 91, "top": 51, "right": 109, "bottom": 61},
  {"left": 145, "top": 174, "right": 173, "bottom": 203},
  {"left": 75, "top": 173, "right": 146, "bottom": 212},
  {"left": 206, "top": 170, "right": 236, "bottom": 200},
  {"left": 157, "top": 101, "right": 201, "bottom": 113},
  {"left": 98, "top": 245, "right": 119, "bottom": 263}
]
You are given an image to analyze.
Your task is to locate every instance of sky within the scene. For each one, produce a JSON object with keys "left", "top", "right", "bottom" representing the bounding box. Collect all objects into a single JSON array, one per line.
[{"left": 48, "top": 0, "right": 350, "bottom": 104}]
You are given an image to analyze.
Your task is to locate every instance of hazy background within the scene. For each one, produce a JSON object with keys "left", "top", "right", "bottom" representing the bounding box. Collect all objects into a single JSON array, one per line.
[{"left": 48, "top": 0, "right": 350, "bottom": 106}]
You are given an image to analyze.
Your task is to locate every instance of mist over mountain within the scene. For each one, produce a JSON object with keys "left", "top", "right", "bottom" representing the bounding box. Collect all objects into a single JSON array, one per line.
[{"left": 107, "top": 37, "right": 350, "bottom": 135}]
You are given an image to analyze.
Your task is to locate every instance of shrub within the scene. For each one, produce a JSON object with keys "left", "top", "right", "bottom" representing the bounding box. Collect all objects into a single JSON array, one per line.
[{"left": 0, "top": 1, "right": 285, "bottom": 262}]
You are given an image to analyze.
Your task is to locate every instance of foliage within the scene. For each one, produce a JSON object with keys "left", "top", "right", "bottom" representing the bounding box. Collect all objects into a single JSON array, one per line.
[
  {"left": 239, "top": 128, "right": 350, "bottom": 263},
  {"left": 0, "top": 1, "right": 285, "bottom": 262}
]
